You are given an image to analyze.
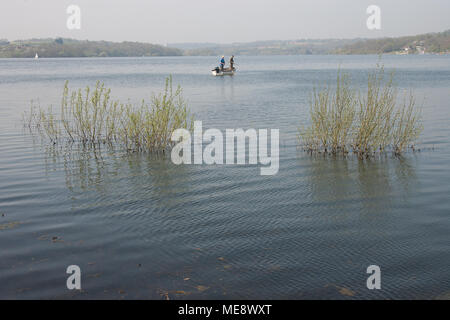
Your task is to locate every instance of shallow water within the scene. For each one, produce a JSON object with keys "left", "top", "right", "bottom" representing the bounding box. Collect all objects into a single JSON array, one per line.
[{"left": 0, "top": 55, "right": 449, "bottom": 299}]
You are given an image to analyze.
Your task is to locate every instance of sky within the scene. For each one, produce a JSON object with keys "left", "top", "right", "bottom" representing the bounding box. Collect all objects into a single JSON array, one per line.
[{"left": 1, "top": 0, "right": 450, "bottom": 44}]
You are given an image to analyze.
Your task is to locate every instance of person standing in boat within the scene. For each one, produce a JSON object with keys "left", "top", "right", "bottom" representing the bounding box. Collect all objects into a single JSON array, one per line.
[
  {"left": 220, "top": 55, "right": 225, "bottom": 70},
  {"left": 229, "top": 55, "right": 235, "bottom": 70}
]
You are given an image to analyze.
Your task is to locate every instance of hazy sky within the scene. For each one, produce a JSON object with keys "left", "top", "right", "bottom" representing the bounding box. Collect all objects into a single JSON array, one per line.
[{"left": 1, "top": 0, "right": 449, "bottom": 44}]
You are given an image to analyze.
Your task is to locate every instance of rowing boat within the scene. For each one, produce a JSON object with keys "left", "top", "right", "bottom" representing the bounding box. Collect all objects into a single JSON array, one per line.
[{"left": 211, "top": 67, "right": 236, "bottom": 76}]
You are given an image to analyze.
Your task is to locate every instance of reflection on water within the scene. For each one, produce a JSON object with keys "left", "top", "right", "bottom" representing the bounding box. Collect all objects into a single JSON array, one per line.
[
  {"left": 47, "top": 143, "right": 420, "bottom": 210},
  {"left": 43, "top": 144, "right": 122, "bottom": 194},
  {"left": 42, "top": 144, "right": 194, "bottom": 200},
  {"left": 304, "top": 154, "right": 418, "bottom": 208},
  {"left": 217, "top": 76, "right": 235, "bottom": 103}
]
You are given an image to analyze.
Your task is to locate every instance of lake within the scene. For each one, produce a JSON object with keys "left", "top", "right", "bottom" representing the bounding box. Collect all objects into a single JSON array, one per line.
[{"left": 0, "top": 55, "right": 449, "bottom": 299}]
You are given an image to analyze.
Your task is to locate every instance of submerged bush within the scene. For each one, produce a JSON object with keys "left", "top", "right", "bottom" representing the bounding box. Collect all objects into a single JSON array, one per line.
[
  {"left": 299, "top": 65, "right": 423, "bottom": 158},
  {"left": 24, "top": 76, "right": 194, "bottom": 152}
]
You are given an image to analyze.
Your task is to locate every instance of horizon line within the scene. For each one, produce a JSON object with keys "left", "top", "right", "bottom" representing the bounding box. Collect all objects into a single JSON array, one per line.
[{"left": 3, "top": 28, "right": 449, "bottom": 46}]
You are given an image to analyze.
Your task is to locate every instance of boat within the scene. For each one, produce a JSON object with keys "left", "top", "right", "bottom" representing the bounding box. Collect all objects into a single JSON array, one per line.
[
  {"left": 211, "top": 67, "right": 235, "bottom": 76},
  {"left": 34, "top": 53, "right": 39, "bottom": 59}
]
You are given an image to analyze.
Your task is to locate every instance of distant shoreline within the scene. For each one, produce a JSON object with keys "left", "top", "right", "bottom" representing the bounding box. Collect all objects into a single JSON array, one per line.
[
  {"left": 1, "top": 52, "right": 449, "bottom": 59},
  {"left": 1, "top": 30, "right": 449, "bottom": 58}
]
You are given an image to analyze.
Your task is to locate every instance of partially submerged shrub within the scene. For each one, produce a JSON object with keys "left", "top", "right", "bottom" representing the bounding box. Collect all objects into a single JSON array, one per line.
[
  {"left": 301, "top": 71, "right": 356, "bottom": 154},
  {"left": 391, "top": 93, "right": 422, "bottom": 155},
  {"left": 24, "top": 76, "right": 194, "bottom": 152},
  {"left": 299, "top": 65, "right": 423, "bottom": 158}
]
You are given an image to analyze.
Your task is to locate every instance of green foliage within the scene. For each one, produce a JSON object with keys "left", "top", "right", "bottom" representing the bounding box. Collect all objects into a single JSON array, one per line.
[
  {"left": 335, "top": 30, "right": 450, "bottom": 54},
  {"left": 182, "top": 39, "right": 356, "bottom": 56},
  {"left": 25, "top": 77, "right": 194, "bottom": 153},
  {"left": 0, "top": 38, "right": 182, "bottom": 58},
  {"left": 3, "top": 30, "right": 449, "bottom": 58},
  {"left": 299, "top": 65, "right": 423, "bottom": 158}
]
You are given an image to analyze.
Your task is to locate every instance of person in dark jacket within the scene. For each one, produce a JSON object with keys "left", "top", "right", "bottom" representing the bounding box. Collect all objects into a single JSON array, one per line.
[{"left": 229, "top": 55, "right": 235, "bottom": 70}]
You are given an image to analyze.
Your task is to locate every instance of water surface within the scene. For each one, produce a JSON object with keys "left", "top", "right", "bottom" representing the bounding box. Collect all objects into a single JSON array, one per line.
[{"left": 0, "top": 55, "right": 449, "bottom": 299}]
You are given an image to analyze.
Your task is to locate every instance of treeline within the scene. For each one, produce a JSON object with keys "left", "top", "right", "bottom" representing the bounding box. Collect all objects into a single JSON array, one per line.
[
  {"left": 180, "top": 30, "right": 450, "bottom": 56},
  {"left": 335, "top": 30, "right": 450, "bottom": 54},
  {"left": 182, "top": 39, "right": 358, "bottom": 56},
  {"left": 2, "top": 30, "right": 450, "bottom": 58},
  {"left": 0, "top": 38, "right": 182, "bottom": 58}
]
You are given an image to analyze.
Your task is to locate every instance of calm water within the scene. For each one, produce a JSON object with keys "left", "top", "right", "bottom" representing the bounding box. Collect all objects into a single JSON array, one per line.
[{"left": 0, "top": 55, "right": 449, "bottom": 299}]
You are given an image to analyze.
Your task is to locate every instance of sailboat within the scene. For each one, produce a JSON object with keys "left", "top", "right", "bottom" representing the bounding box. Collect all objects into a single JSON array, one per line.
[{"left": 34, "top": 53, "right": 39, "bottom": 59}]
